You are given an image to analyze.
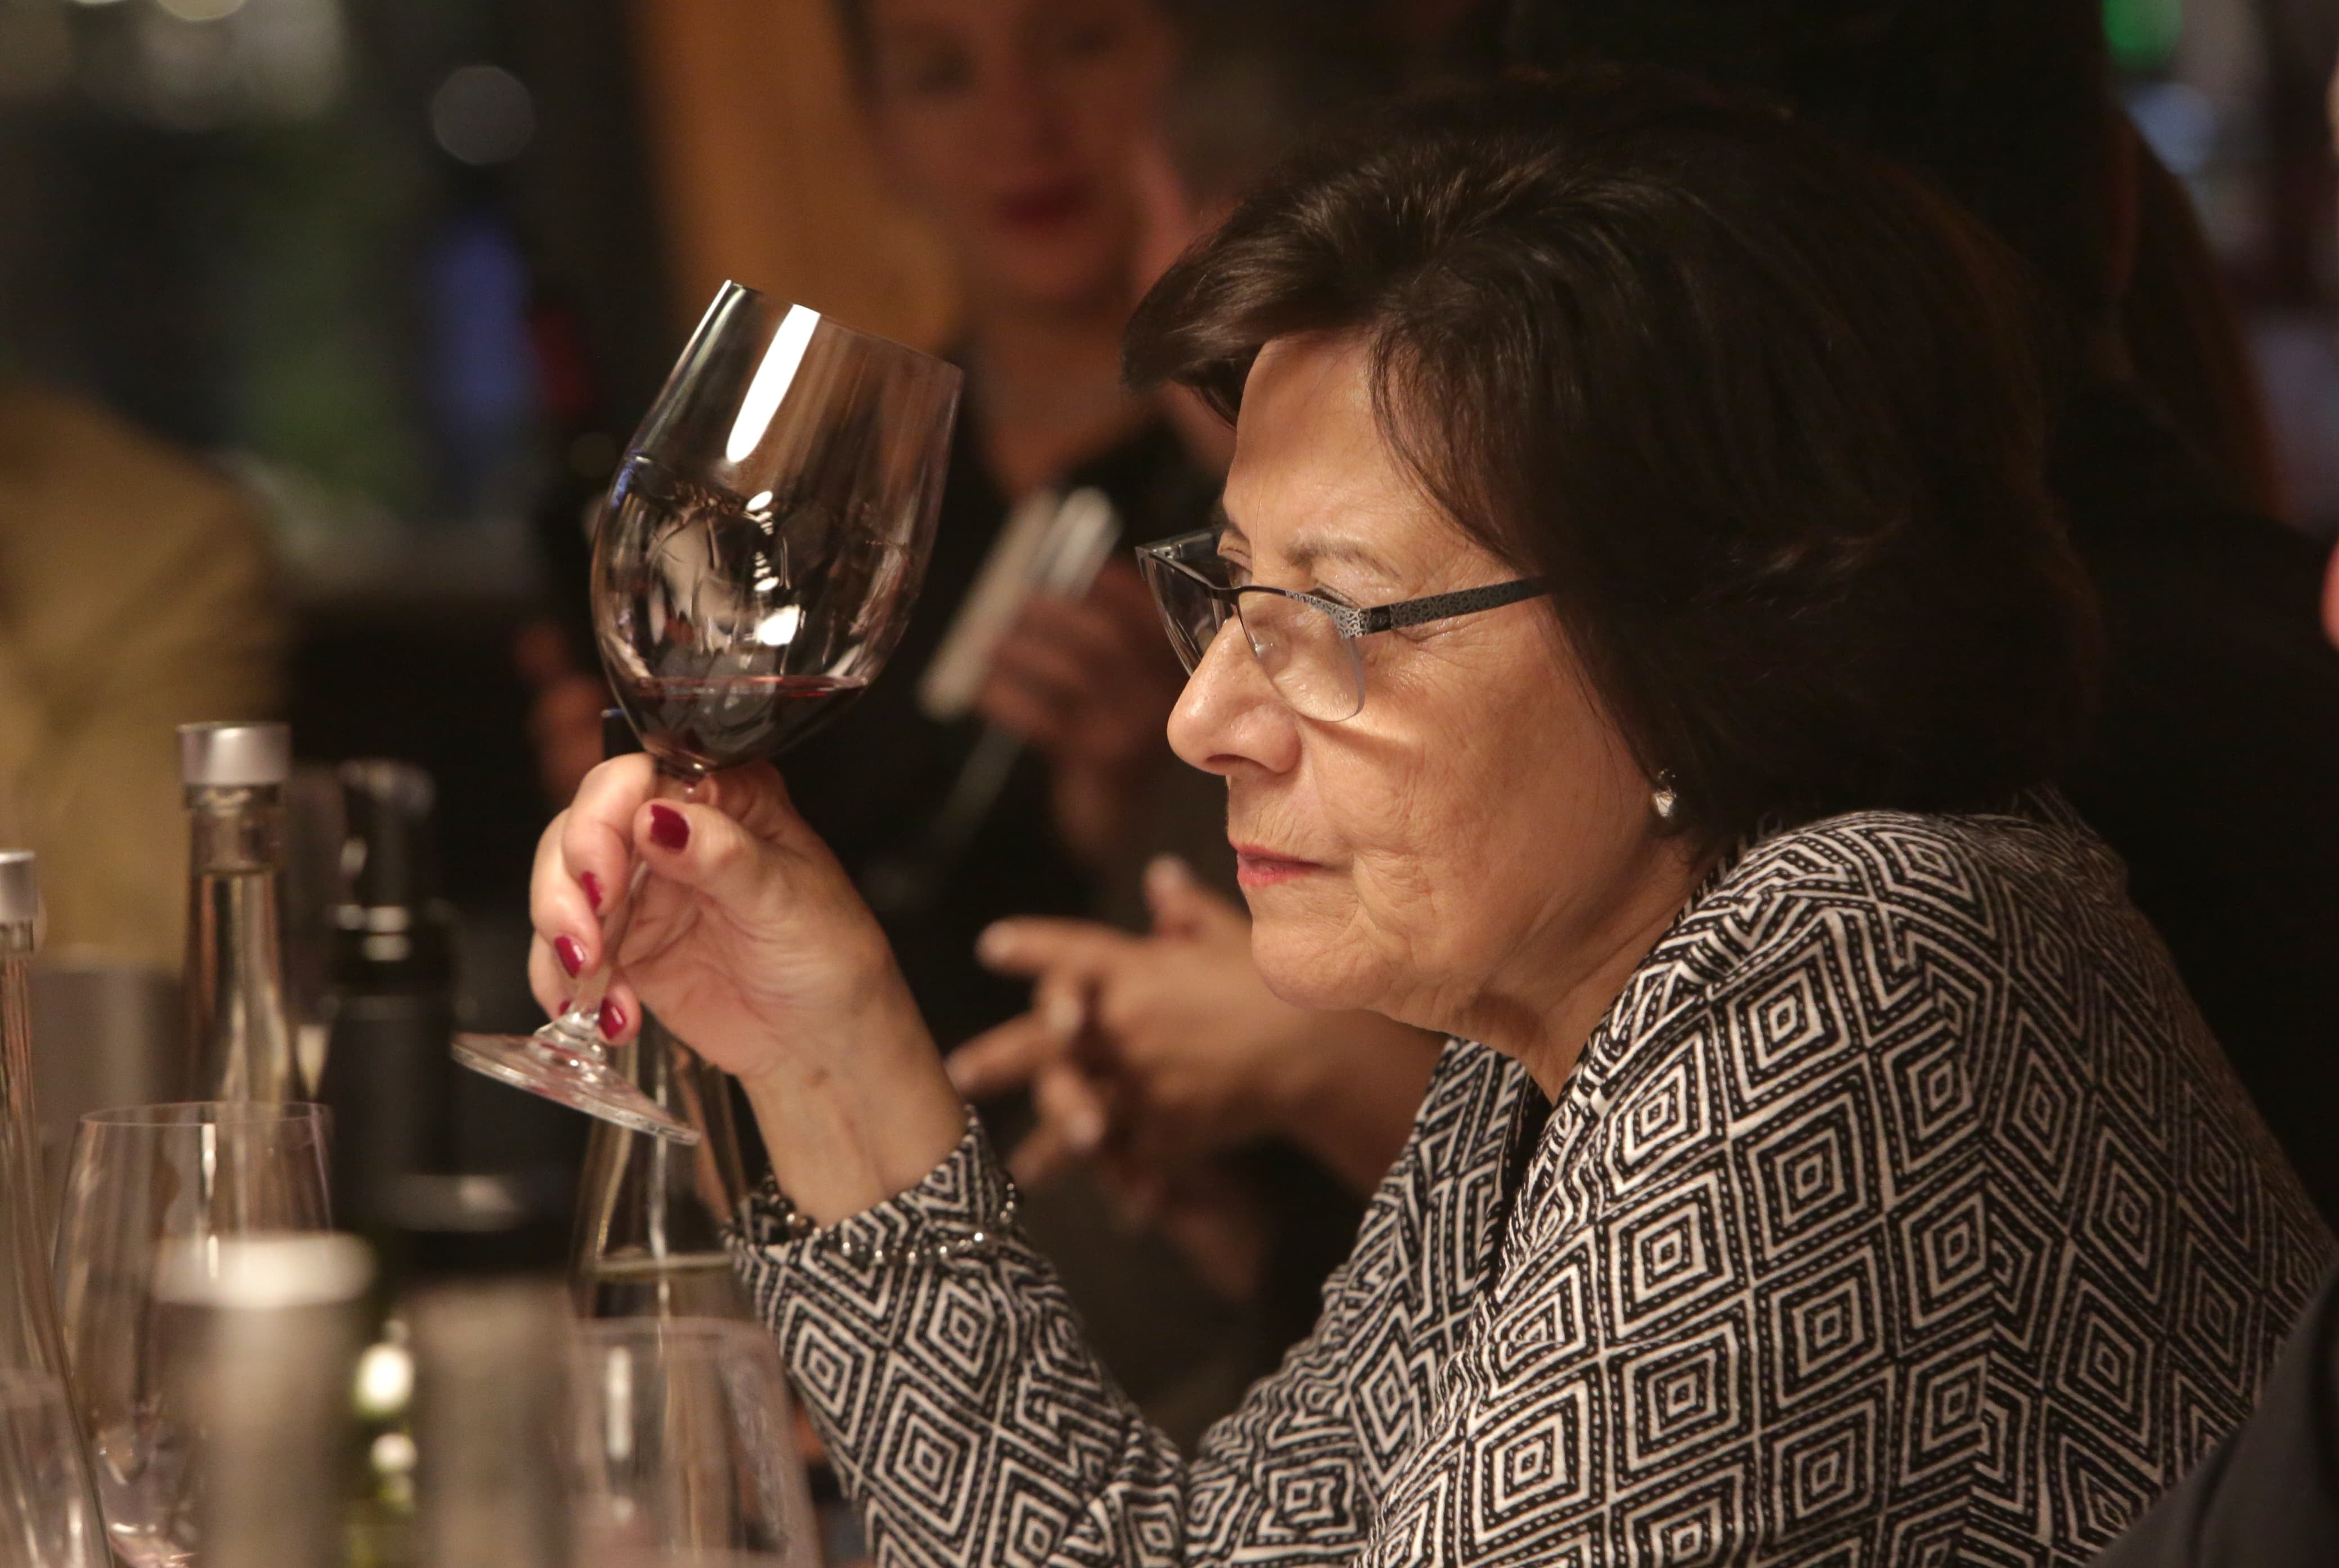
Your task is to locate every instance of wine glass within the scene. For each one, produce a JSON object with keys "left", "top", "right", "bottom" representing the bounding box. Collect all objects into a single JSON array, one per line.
[
  {"left": 455, "top": 282, "right": 962, "bottom": 1141},
  {"left": 0, "top": 1372, "right": 105, "bottom": 1568},
  {"left": 49, "top": 1102, "right": 333, "bottom": 1568},
  {"left": 570, "top": 1318, "right": 821, "bottom": 1568}
]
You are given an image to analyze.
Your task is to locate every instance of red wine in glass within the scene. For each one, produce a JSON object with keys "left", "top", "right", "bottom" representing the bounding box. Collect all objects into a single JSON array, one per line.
[
  {"left": 454, "top": 284, "right": 960, "bottom": 1140},
  {"left": 620, "top": 674, "right": 868, "bottom": 775}
]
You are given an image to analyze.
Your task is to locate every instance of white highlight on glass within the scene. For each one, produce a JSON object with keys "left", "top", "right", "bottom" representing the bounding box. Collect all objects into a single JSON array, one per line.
[
  {"left": 755, "top": 605, "right": 803, "bottom": 647},
  {"left": 725, "top": 305, "right": 821, "bottom": 465}
]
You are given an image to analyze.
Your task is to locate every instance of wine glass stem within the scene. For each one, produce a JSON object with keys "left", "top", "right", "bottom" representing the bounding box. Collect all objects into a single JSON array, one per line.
[{"left": 558, "top": 770, "right": 701, "bottom": 1039}]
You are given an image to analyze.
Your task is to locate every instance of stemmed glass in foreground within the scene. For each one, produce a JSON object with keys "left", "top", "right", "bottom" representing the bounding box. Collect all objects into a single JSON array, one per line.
[
  {"left": 455, "top": 282, "right": 961, "bottom": 1141},
  {"left": 0, "top": 1372, "right": 103, "bottom": 1568},
  {"left": 49, "top": 1102, "right": 333, "bottom": 1568},
  {"left": 571, "top": 1318, "right": 821, "bottom": 1568}
]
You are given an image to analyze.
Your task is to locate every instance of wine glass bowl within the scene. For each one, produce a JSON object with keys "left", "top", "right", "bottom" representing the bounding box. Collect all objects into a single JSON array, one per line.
[{"left": 455, "top": 283, "right": 961, "bottom": 1139}]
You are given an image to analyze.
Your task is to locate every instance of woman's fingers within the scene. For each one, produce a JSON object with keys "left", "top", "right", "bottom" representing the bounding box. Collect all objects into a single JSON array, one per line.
[
  {"left": 944, "top": 1013, "right": 1066, "bottom": 1099},
  {"left": 972, "top": 671, "right": 1071, "bottom": 750},
  {"left": 987, "top": 621, "right": 1098, "bottom": 698},
  {"left": 975, "top": 916, "right": 1137, "bottom": 981},
  {"left": 1012, "top": 1059, "right": 1113, "bottom": 1187},
  {"left": 1141, "top": 855, "right": 1245, "bottom": 940},
  {"left": 526, "top": 931, "right": 568, "bottom": 1019},
  {"left": 538, "top": 757, "right": 662, "bottom": 970},
  {"left": 593, "top": 976, "right": 642, "bottom": 1046}
]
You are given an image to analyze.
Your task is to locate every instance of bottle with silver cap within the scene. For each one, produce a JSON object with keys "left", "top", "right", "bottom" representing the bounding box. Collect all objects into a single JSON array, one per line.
[
  {"left": 178, "top": 721, "right": 301, "bottom": 1101},
  {"left": 0, "top": 850, "right": 109, "bottom": 1555}
]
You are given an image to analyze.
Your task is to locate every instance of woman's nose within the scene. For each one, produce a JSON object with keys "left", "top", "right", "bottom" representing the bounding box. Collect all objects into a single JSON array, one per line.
[{"left": 1168, "top": 621, "right": 1301, "bottom": 778}]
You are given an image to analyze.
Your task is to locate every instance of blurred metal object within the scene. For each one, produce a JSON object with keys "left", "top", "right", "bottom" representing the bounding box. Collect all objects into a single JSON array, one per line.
[
  {"left": 162, "top": 1233, "right": 373, "bottom": 1568},
  {"left": 409, "top": 1277, "right": 572, "bottom": 1568},
  {"left": 25, "top": 960, "right": 177, "bottom": 1229},
  {"left": 176, "top": 721, "right": 291, "bottom": 789}
]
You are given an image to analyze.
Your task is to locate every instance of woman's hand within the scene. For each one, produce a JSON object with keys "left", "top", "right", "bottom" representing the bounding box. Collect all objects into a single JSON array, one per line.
[
  {"left": 949, "top": 857, "right": 1444, "bottom": 1195},
  {"left": 528, "top": 756, "right": 963, "bottom": 1221},
  {"left": 976, "top": 563, "right": 1188, "bottom": 866}
]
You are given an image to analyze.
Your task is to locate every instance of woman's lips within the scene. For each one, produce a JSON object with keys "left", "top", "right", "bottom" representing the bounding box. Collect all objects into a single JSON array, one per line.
[
  {"left": 1232, "top": 844, "right": 1322, "bottom": 889},
  {"left": 996, "top": 178, "right": 1094, "bottom": 232}
]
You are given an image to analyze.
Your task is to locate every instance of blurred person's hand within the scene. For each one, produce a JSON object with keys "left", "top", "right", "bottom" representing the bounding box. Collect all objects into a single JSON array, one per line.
[
  {"left": 514, "top": 618, "right": 609, "bottom": 807},
  {"left": 949, "top": 856, "right": 1443, "bottom": 1195},
  {"left": 974, "top": 563, "right": 1188, "bottom": 866}
]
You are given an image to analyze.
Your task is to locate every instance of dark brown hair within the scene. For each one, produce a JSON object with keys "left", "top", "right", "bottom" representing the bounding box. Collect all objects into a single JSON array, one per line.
[{"left": 1125, "top": 70, "right": 2102, "bottom": 852}]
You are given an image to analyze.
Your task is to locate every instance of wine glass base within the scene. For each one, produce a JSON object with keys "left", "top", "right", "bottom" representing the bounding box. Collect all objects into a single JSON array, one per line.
[{"left": 453, "top": 1031, "right": 702, "bottom": 1144}]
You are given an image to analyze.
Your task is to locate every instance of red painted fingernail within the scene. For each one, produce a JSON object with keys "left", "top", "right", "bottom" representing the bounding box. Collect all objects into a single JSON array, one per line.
[
  {"left": 555, "top": 935, "right": 585, "bottom": 977},
  {"left": 580, "top": 871, "right": 605, "bottom": 912},
  {"left": 598, "top": 996, "right": 627, "bottom": 1039},
  {"left": 649, "top": 805, "right": 689, "bottom": 852},
  {"left": 557, "top": 997, "right": 572, "bottom": 1016}
]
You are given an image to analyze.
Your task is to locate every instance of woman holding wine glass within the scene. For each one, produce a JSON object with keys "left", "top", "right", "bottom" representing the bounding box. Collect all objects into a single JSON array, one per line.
[{"left": 527, "top": 75, "right": 2327, "bottom": 1564}]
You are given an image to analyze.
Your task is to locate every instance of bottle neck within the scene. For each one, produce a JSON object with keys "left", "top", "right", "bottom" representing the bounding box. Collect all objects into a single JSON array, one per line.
[
  {"left": 184, "top": 784, "right": 299, "bottom": 1101},
  {"left": 1, "top": 936, "right": 30, "bottom": 1136},
  {"left": 0, "top": 934, "right": 71, "bottom": 1380}
]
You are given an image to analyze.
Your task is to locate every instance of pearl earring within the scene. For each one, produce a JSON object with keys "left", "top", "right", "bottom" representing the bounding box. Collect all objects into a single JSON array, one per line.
[{"left": 1651, "top": 772, "right": 1679, "bottom": 823}]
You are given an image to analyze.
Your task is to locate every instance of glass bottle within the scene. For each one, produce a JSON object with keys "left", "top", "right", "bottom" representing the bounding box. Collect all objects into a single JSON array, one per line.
[
  {"left": 408, "top": 1275, "right": 572, "bottom": 1568},
  {"left": 0, "top": 851, "right": 111, "bottom": 1561},
  {"left": 572, "top": 1016, "right": 752, "bottom": 1317},
  {"left": 573, "top": 711, "right": 752, "bottom": 1318},
  {"left": 317, "top": 761, "right": 459, "bottom": 1237},
  {"left": 179, "top": 722, "right": 300, "bottom": 1101}
]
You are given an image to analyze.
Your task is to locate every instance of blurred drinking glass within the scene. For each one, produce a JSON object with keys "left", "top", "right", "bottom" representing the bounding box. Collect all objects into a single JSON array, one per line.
[
  {"left": 455, "top": 282, "right": 961, "bottom": 1142},
  {"left": 571, "top": 1318, "right": 821, "bottom": 1568},
  {"left": 0, "top": 1371, "right": 104, "bottom": 1568},
  {"left": 49, "top": 1102, "right": 332, "bottom": 1567}
]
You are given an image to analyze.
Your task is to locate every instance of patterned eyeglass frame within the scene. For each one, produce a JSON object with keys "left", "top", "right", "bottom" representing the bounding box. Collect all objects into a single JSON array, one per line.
[{"left": 1134, "top": 527, "right": 1551, "bottom": 718}]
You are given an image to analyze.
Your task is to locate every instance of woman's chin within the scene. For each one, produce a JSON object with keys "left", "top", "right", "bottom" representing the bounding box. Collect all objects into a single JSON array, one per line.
[{"left": 1249, "top": 920, "right": 1379, "bottom": 1016}]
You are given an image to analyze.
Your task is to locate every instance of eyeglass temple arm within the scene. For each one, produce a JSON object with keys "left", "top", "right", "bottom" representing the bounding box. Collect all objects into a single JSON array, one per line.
[{"left": 1363, "top": 577, "right": 1549, "bottom": 634}]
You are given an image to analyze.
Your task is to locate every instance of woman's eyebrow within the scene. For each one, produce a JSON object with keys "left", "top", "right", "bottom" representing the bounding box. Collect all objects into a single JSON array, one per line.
[{"left": 1213, "top": 504, "right": 1394, "bottom": 580}]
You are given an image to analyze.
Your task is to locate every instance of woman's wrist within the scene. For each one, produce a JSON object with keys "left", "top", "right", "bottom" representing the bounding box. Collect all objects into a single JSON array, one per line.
[{"left": 737, "top": 977, "right": 966, "bottom": 1226}]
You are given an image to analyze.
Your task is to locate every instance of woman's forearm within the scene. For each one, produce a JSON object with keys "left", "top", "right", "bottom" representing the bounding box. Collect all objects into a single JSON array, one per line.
[{"left": 736, "top": 973, "right": 967, "bottom": 1224}]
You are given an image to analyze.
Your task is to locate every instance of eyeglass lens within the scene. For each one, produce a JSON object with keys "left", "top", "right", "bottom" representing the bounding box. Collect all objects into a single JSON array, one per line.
[{"left": 1143, "top": 549, "right": 1365, "bottom": 722}]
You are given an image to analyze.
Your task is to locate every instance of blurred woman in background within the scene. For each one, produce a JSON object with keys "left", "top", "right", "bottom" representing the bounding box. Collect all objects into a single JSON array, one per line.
[{"left": 784, "top": 0, "right": 1204, "bottom": 1049}]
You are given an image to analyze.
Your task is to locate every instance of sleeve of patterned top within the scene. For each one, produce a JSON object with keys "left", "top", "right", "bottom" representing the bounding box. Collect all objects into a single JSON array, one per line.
[
  {"left": 728, "top": 1040, "right": 1530, "bottom": 1568},
  {"left": 730, "top": 1110, "right": 1376, "bottom": 1567}
]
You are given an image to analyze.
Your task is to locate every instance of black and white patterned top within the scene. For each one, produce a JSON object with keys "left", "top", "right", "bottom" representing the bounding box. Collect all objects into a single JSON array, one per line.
[{"left": 731, "top": 799, "right": 2332, "bottom": 1565}]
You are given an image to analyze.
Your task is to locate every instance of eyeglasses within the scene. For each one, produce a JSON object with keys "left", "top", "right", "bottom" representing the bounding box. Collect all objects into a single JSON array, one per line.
[{"left": 1135, "top": 526, "right": 1549, "bottom": 722}]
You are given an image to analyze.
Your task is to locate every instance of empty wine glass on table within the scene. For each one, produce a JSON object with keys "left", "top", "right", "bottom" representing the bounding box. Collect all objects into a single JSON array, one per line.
[
  {"left": 571, "top": 1318, "right": 821, "bottom": 1568},
  {"left": 49, "top": 1102, "right": 333, "bottom": 1568},
  {"left": 0, "top": 1372, "right": 105, "bottom": 1568},
  {"left": 455, "top": 281, "right": 962, "bottom": 1141}
]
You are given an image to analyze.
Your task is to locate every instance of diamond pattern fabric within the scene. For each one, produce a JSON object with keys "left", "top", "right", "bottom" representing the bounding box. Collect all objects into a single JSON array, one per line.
[{"left": 732, "top": 798, "right": 2330, "bottom": 1565}]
